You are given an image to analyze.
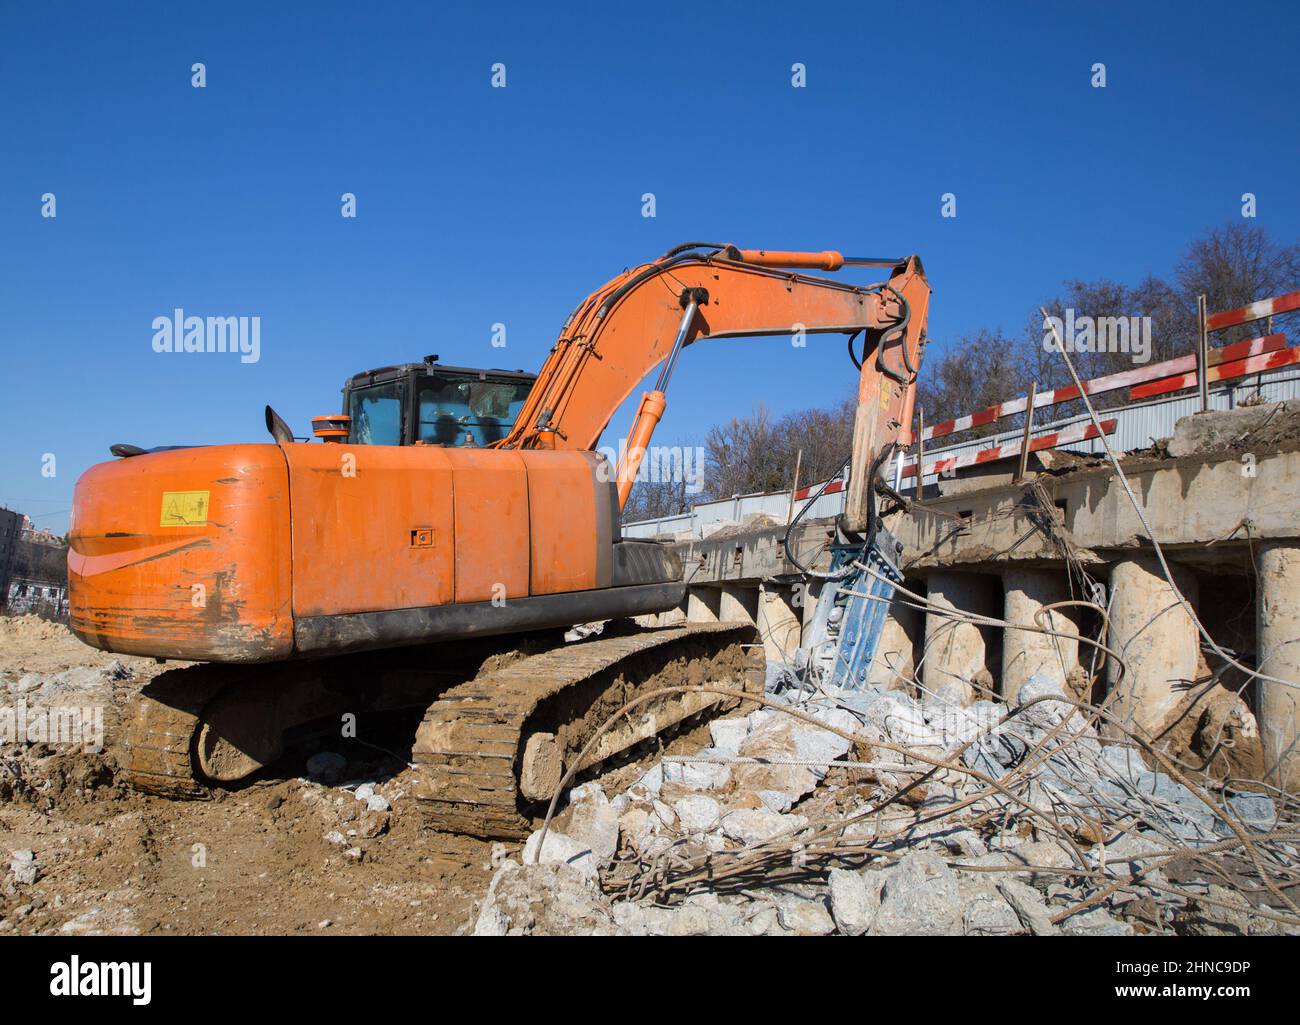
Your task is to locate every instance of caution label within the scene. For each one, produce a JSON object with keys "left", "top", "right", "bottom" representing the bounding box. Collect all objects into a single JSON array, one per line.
[{"left": 160, "top": 491, "right": 211, "bottom": 527}]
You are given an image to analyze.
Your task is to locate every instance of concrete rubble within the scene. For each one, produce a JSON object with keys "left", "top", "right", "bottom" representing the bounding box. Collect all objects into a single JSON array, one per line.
[
  {"left": 299, "top": 762, "right": 403, "bottom": 856},
  {"left": 1165, "top": 399, "right": 1300, "bottom": 459},
  {"left": 475, "top": 663, "right": 1300, "bottom": 936}
]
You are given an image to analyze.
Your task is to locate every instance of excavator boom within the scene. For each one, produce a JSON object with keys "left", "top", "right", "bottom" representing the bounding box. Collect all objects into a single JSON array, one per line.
[{"left": 501, "top": 244, "right": 930, "bottom": 534}]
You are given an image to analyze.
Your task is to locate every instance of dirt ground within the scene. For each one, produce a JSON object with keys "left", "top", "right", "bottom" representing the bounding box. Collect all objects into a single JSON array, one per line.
[
  {"left": 0, "top": 616, "right": 497, "bottom": 935},
  {"left": 0, "top": 615, "right": 717, "bottom": 936}
]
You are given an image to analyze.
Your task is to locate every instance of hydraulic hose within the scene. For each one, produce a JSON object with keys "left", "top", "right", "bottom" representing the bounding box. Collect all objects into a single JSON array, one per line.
[
  {"left": 783, "top": 457, "right": 854, "bottom": 581},
  {"left": 843, "top": 283, "right": 916, "bottom": 382},
  {"left": 783, "top": 441, "right": 897, "bottom": 583}
]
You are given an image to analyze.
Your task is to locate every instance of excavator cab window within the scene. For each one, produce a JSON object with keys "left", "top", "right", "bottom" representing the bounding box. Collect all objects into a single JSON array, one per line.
[
  {"left": 342, "top": 363, "right": 535, "bottom": 447},
  {"left": 348, "top": 380, "right": 405, "bottom": 445},
  {"left": 415, "top": 373, "right": 531, "bottom": 447}
]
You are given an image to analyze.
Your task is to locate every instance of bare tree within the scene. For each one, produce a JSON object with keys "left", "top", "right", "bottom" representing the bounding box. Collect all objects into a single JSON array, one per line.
[
  {"left": 704, "top": 404, "right": 784, "bottom": 497},
  {"left": 915, "top": 328, "right": 1035, "bottom": 434},
  {"left": 1029, "top": 223, "right": 1300, "bottom": 413},
  {"left": 621, "top": 476, "right": 692, "bottom": 524},
  {"left": 770, "top": 398, "right": 857, "bottom": 487},
  {"left": 701, "top": 399, "right": 861, "bottom": 499},
  {"left": 1175, "top": 222, "right": 1300, "bottom": 343},
  {"left": 1031, "top": 277, "right": 1188, "bottom": 411}
]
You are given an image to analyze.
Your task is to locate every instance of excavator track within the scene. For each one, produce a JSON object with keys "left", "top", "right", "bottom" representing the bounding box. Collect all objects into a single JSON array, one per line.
[
  {"left": 116, "top": 635, "right": 552, "bottom": 800},
  {"left": 409, "top": 623, "right": 760, "bottom": 839},
  {"left": 117, "top": 624, "right": 761, "bottom": 839},
  {"left": 119, "top": 663, "right": 235, "bottom": 799}
]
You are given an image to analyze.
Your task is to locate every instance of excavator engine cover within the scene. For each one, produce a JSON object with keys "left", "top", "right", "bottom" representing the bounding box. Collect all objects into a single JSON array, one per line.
[{"left": 69, "top": 443, "right": 684, "bottom": 661}]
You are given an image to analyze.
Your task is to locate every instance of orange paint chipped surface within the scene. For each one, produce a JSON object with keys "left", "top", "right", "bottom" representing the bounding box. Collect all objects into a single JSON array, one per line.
[
  {"left": 70, "top": 443, "right": 606, "bottom": 661},
  {"left": 68, "top": 444, "right": 293, "bottom": 662},
  {"left": 283, "top": 443, "right": 458, "bottom": 616}
]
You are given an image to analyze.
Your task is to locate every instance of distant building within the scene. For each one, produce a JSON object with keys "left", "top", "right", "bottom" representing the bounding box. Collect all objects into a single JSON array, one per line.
[
  {"left": 0, "top": 508, "right": 18, "bottom": 603},
  {"left": 0, "top": 508, "right": 69, "bottom": 620}
]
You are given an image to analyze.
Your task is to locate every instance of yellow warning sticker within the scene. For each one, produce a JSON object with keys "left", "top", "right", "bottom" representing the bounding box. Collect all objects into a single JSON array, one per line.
[
  {"left": 160, "top": 491, "right": 210, "bottom": 527},
  {"left": 879, "top": 379, "right": 893, "bottom": 410}
]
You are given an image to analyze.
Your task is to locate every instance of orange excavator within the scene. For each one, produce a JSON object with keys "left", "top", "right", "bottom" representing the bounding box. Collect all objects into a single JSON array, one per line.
[{"left": 68, "top": 243, "right": 930, "bottom": 837}]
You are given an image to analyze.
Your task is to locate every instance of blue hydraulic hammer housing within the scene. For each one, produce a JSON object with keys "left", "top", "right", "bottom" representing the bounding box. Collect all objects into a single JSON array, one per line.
[{"left": 799, "top": 526, "right": 905, "bottom": 692}]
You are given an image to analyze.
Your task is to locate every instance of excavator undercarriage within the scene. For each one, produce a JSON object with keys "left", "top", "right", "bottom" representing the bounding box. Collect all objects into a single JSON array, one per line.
[{"left": 120, "top": 623, "right": 762, "bottom": 838}]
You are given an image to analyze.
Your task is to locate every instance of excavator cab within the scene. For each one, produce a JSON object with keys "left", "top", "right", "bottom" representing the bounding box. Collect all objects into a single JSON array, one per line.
[{"left": 335, "top": 357, "right": 535, "bottom": 448}]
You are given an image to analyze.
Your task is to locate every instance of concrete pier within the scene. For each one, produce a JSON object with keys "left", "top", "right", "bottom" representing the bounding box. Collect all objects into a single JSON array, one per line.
[
  {"left": 1001, "top": 568, "right": 1079, "bottom": 703},
  {"left": 922, "top": 571, "right": 999, "bottom": 705},
  {"left": 719, "top": 584, "right": 757, "bottom": 625},
  {"left": 757, "top": 583, "right": 801, "bottom": 663},
  {"left": 1106, "top": 556, "right": 1199, "bottom": 737},
  {"left": 1257, "top": 541, "right": 1300, "bottom": 792},
  {"left": 686, "top": 587, "right": 720, "bottom": 624},
  {"left": 867, "top": 595, "right": 922, "bottom": 692}
]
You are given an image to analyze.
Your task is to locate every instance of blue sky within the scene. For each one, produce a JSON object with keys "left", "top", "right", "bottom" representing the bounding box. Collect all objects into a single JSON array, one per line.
[{"left": 2, "top": 0, "right": 1297, "bottom": 530}]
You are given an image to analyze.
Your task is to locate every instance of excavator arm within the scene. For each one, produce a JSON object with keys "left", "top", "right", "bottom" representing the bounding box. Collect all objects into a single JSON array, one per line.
[
  {"left": 504, "top": 242, "right": 932, "bottom": 693},
  {"left": 499, "top": 243, "right": 930, "bottom": 535}
]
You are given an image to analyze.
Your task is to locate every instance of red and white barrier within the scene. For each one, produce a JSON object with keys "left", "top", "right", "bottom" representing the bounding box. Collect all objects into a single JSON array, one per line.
[
  {"left": 792, "top": 292, "right": 1296, "bottom": 498},
  {"left": 921, "top": 334, "right": 1287, "bottom": 443},
  {"left": 792, "top": 479, "right": 844, "bottom": 501},
  {"left": 1206, "top": 291, "right": 1300, "bottom": 332},
  {"left": 1131, "top": 343, "right": 1300, "bottom": 400},
  {"left": 903, "top": 418, "right": 1117, "bottom": 479}
]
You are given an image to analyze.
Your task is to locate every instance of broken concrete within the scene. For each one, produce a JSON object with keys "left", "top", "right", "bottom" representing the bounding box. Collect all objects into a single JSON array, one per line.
[
  {"left": 1167, "top": 400, "right": 1300, "bottom": 459},
  {"left": 483, "top": 650, "right": 1297, "bottom": 936}
]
